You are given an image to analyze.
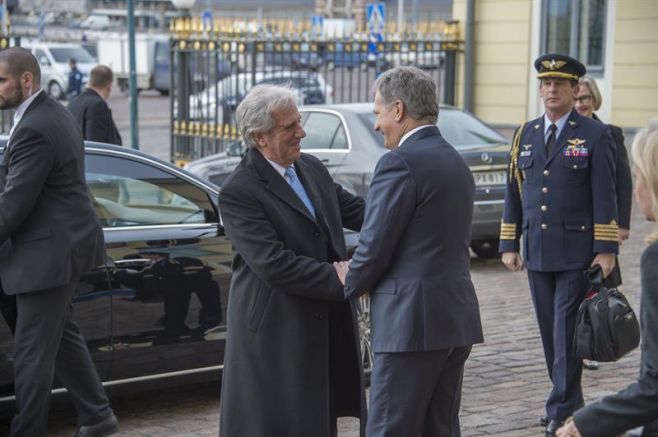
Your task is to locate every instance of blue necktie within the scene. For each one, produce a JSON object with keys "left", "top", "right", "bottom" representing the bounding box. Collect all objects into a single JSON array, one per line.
[{"left": 285, "top": 166, "right": 316, "bottom": 218}]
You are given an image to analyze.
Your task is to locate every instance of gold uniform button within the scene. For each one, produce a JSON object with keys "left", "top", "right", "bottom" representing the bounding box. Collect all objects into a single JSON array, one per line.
[
  {"left": 541, "top": 205, "right": 547, "bottom": 212},
  {"left": 542, "top": 187, "right": 548, "bottom": 193},
  {"left": 580, "top": 225, "right": 586, "bottom": 231},
  {"left": 573, "top": 165, "right": 578, "bottom": 169},
  {"left": 541, "top": 224, "right": 548, "bottom": 230},
  {"left": 543, "top": 170, "right": 550, "bottom": 176}
]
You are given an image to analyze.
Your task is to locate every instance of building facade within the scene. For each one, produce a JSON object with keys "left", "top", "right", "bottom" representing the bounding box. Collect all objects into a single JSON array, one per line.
[{"left": 453, "top": 0, "right": 658, "bottom": 129}]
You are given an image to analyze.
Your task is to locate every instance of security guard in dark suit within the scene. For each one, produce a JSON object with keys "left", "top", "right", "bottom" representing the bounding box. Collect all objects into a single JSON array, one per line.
[{"left": 499, "top": 54, "right": 619, "bottom": 437}]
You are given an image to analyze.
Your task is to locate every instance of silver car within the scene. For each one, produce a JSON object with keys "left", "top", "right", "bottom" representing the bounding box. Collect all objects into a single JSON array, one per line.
[{"left": 186, "top": 103, "right": 509, "bottom": 259}]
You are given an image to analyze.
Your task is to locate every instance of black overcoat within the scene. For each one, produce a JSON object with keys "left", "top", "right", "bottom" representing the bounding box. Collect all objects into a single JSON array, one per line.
[{"left": 218, "top": 148, "right": 366, "bottom": 437}]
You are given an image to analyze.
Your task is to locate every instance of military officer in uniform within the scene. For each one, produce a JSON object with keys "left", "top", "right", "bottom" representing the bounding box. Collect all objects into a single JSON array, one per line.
[{"left": 499, "top": 54, "right": 619, "bottom": 437}]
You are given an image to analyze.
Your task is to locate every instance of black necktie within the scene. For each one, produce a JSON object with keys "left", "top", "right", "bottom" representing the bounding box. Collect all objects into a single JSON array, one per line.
[{"left": 546, "top": 123, "right": 557, "bottom": 154}]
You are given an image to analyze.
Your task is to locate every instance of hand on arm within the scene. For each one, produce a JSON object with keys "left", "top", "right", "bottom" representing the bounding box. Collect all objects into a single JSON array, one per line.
[{"left": 333, "top": 260, "right": 350, "bottom": 285}]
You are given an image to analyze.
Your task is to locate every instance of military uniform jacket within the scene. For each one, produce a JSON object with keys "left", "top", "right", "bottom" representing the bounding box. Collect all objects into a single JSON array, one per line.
[{"left": 499, "top": 109, "right": 619, "bottom": 271}]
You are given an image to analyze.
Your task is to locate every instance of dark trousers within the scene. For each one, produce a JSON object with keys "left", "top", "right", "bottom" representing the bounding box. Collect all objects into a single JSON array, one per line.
[
  {"left": 10, "top": 280, "right": 112, "bottom": 437},
  {"left": 528, "top": 269, "right": 587, "bottom": 422},
  {"left": 367, "top": 346, "right": 471, "bottom": 437}
]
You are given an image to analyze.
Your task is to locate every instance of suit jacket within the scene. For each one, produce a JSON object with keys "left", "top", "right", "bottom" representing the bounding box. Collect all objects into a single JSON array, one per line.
[
  {"left": 218, "top": 148, "right": 366, "bottom": 437},
  {"left": 574, "top": 241, "right": 658, "bottom": 436},
  {"left": 593, "top": 113, "right": 633, "bottom": 230},
  {"left": 344, "top": 126, "right": 484, "bottom": 353},
  {"left": 499, "top": 109, "right": 619, "bottom": 271},
  {"left": 0, "top": 90, "right": 105, "bottom": 295},
  {"left": 67, "top": 88, "right": 122, "bottom": 145}
]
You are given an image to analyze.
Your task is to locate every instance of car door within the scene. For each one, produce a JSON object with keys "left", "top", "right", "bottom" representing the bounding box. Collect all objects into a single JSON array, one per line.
[
  {"left": 299, "top": 109, "right": 350, "bottom": 175},
  {"left": 0, "top": 145, "right": 113, "bottom": 399},
  {"left": 84, "top": 149, "right": 232, "bottom": 381}
]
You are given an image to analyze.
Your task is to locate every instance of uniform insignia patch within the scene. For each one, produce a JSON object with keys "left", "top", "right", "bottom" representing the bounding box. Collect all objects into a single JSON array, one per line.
[
  {"left": 523, "top": 144, "right": 532, "bottom": 150},
  {"left": 520, "top": 151, "right": 532, "bottom": 157},
  {"left": 568, "top": 138, "right": 586, "bottom": 146},
  {"left": 564, "top": 144, "right": 589, "bottom": 157},
  {"left": 534, "top": 124, "right": 541, "bottom": 130},
  {"left": 568, "top": 121, "right": 577, "bottom": 126}
]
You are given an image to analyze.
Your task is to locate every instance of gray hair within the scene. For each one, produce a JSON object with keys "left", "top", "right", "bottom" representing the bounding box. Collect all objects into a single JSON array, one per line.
[
  {"left": 236, "top": 84, "right": 299, "bottom": 148},
  {"left": 374, "top": 66, "right": 438, "bottom": 124},
  {"left": 579, "top": 75, "right": 603, "bottom": 111}
]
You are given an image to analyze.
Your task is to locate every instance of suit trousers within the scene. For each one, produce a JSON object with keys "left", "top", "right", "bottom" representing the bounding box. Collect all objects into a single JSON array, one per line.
[
  {"left": 528, "top": 269, "right": 587, "bottom": 422},
  {"left": 367, "top": 346, "right": 472, "bottom": 437},
  {"left": 10, "top": 279, "right": 112, "bottom": 437}
]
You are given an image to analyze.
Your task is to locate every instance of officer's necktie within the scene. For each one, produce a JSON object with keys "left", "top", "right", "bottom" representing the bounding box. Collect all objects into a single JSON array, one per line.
[
  {"left": 285, "top": 166, "right": 316, "bottom": 218},
  {"left": 546, "top": 123, "right": 557, "bottom": 154}
]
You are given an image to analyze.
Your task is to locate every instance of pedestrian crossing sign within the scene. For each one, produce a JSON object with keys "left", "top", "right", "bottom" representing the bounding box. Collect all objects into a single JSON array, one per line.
[{"left": 367, "top": 2, "right": 386, "bottom": 34}]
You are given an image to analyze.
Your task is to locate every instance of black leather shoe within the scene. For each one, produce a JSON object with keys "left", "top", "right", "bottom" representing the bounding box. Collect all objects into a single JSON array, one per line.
[
  {"left": 74, "top": 413, "right": 119, "bottom": 437},
  {"left": 583, "top": 359, "right": 599, "bottom": 370},
  {"left": 539, "top": 415, "right": 549, "bottom": 427},
  {"left": 545, "top": 419, "right": 563, "bottom": 437}
]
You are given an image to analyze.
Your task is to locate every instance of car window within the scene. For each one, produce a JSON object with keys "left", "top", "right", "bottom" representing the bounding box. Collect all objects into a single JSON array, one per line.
[
  {"left": 360, "top": 109, "right": 507, "bottom": 148},
  {"left": 49, "top": 46, "right": 95, "bottom": 63},
  {"left": 34, "top": 49, "right": 50, "bottom": 66},
  {"left": 86, "top": 154, "right": 218, "bottom": 228},
  {"left": 301, "top": 112, "right": 347, "bottom": 150}
]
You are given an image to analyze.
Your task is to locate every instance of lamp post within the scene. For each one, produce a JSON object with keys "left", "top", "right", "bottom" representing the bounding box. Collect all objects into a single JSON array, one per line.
[
  {"left": 171, "top": 0, "right": 196, "bottom": 161},
  {"left": 128, "top": 0, "right": 138, "bottom": 149}
]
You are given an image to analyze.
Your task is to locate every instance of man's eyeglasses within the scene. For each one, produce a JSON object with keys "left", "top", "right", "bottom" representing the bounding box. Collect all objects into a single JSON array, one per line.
[{"left": 575, "top": 94, "right": 593, "bottom": 104}]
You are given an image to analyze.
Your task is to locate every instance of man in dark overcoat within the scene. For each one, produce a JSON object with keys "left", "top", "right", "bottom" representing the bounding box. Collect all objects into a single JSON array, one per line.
[
  {"left": 217, "top": 84, "right": 367, "bottom": 437},
  {"left": 499, "top": 54, "right": 619, "bottom": 436}
]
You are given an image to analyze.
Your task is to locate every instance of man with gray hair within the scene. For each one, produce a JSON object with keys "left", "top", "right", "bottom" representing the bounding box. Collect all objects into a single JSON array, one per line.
[
  {"left": 335, "top": 66, "right": 484, "bottom": 436},
  {"left": 217, "top": 84, "right": 366, "bottom": 436}
]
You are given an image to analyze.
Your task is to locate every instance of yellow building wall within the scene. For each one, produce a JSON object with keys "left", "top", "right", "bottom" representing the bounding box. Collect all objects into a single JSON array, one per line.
[
  {"left": 610, "top": 0, "right": 658, "bottom": 127},
  {"left": 453, "top": 0, "right": 533, "bottom": 126}
]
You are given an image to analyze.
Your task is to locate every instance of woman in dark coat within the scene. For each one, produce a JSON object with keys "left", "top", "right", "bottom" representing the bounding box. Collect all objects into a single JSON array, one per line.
[{"left": 557, "top": 120, "right": 658, "bottom": 436}]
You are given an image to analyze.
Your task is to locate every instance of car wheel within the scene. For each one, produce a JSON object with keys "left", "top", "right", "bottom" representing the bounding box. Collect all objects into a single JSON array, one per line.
[
  {"left": 48, "top": 81, "right": 64, "bottom": 100},
  {"left": 356, "top": 295, "right": 373, "bottom": 384},
  {"left": 471, "top": 239, "right": 501, "bottom": 259}
]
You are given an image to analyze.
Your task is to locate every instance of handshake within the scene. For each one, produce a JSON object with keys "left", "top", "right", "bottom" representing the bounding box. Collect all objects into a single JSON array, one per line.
[{"left": 333, "top": 260, "right": 351, "bottom": 285}]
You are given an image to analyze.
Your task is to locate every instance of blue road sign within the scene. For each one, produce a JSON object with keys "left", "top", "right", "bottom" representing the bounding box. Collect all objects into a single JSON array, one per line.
[
  {"left": 366, "top": 2, "right": 386, "bottom": 34},
  {"left": 201, "top": 9, "right": 213, "bottom": 29}
]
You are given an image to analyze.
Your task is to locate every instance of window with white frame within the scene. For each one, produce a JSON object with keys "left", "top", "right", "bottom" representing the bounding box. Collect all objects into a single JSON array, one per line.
[{"left": 542, "top": 0, "right": 607, "bottom": 73}]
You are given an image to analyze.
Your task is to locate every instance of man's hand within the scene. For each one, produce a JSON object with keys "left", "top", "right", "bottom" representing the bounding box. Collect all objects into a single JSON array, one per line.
[
  {"left": 619, "top": 228, "right": 630, "bottom": 244},
  {"left": 333, "top": 260, "right": 351, "bottom": 285},
  {"left": 556, "top": 419, "right": 581, "bottom": 437},
  {"left": 501, "top": 252, "right": 524, "bottom": 272},
  {"left": 591, "top": 252, "right": 615, "bottom": 278}
]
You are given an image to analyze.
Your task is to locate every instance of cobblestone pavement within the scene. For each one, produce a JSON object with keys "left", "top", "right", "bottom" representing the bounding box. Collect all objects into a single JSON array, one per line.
[{"left": 7, "top": 203, "right": 642, "bottom": 437}]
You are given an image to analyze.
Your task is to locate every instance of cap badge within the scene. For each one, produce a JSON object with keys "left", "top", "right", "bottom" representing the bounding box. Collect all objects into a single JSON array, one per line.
[{"left": 542, "top": 59, "right": 567, "bottom": 71}]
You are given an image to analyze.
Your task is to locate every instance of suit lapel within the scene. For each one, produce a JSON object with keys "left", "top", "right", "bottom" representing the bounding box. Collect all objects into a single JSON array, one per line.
[
  {"left": 294, "top": 158, "right": 325, "bottom": 221},
  {"left": 531, "top": 119, "right": 547, "bottom": 163},
  {"left": 247, "top": 148, "right": 317, "bottom": 223},
  {"left": 5, "top": 91, "right": 48, "bottom": 161}
]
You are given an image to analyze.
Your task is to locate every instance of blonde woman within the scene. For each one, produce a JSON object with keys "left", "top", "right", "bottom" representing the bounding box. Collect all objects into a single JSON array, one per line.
[{"left": 557, "top": 119, "right": 658, "bottom": 436}]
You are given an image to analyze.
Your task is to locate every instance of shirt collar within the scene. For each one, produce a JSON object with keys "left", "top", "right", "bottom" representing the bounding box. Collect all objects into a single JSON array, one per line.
[
  {"left": 398, "top": 124, "right": 434, "bottom": 148},
  {"left": 259, "top": 150, "right": 288, "bottom": 179},
  {"left": 543, "top": 111, "right": 570, "bottom": 140},
  {"left": 13, "top": 88, "right": 43, "bottom": 127}
]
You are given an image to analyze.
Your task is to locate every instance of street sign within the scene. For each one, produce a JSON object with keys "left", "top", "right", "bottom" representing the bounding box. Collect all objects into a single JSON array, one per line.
[
  {"left": 201, "top": 9, "right": 213, "bottom": 29},
  {"left": 311, "top": 15, "right": 324, "bottom": 38},
  {"left": 366, "top": 2, "right": 385, "bottom": 34}
]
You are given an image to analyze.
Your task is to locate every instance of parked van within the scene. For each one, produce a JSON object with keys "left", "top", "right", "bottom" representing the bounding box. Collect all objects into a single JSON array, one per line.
[{"left": 21, "top": 41, "right": 96, "bottom": 100}]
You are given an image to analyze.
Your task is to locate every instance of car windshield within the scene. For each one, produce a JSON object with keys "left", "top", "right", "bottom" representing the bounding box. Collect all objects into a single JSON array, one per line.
[
  {"left": 359, "top": 109, "right": 507, "bottom": 148},
  {"left": 50, "top": 47, "right": 95, "bottom": 63}
]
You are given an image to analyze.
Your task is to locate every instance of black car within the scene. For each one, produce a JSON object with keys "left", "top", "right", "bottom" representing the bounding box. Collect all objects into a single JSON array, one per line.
[
  {"left": 0, "top": 141, "right": 373, "bottom": 401},
  {"left": 0, "top": 142, "right": 232, "bottom": 400},
  {"left": 186, "top": 103, "right": 510, "bottom": 259}
]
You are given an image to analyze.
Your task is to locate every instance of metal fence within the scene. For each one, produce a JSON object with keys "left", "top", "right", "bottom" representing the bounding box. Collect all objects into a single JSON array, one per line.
[{"left": 170, "top": 20, "right": 463, "bottom": 166}]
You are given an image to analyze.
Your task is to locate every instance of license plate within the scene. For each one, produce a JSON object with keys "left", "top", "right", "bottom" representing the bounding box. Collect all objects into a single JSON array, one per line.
[{"left": 473, "top": 171, "right": 506, "bottom": 186}]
